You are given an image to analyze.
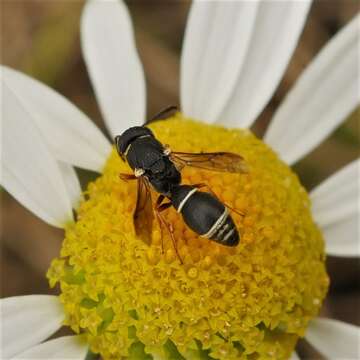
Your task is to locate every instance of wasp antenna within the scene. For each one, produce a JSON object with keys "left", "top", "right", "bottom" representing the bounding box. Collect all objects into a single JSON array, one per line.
[{"left": 146, "top": 105, "right": 179, "bottom": 125}]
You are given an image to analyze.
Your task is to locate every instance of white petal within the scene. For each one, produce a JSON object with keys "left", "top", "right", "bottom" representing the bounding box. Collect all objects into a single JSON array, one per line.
[
  {"left": 13, "top": 336, "right": 88, "bottom": 360},
  {"left": 1, "top": 83, "right": 73, "bottom": 227},
  {"left": 321, "top": 212, "right": 359, "bottom": 258},
  {"left": 81, "top": 0, "right": 146, "bottom": 138},
  {"left": 58, "top": 162, "right": 83, "bottom": 210},
  {"left": 150, "top": 351, "right": 166, "bottom": 360},
  {"left": 306, "top": 318, "right": 360, "bottom": 359},
  {"left": 218, "top": 0, "right": 311, "bottom": 128},
  {"left": 1, "top": 295, "right": 64, "bottom": 359},
  {"left": 311, "top": 160, "right": 359, "bottom": 227},
  {"left": 290, "top": 352, "right": 300, "bottom": 360},
  {"left": 265, "top": 14, "right": 360, "bottom": 165},
  {"left": 1, "top": 66, "right": 111, "bottom": 173},
  {"left": 311, "top": 159, "right": 360, "bottom": 257},
  {"left": 180, "top": 1, "right": 258, "bottom": 123}
]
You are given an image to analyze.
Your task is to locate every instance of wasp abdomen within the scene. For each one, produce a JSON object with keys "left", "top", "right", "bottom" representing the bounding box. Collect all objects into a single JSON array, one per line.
[{"left": 171, "top": 185, "right": 239, "bottom": 246}]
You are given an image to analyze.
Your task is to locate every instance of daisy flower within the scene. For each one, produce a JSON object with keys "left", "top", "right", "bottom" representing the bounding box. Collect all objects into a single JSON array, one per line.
[{"left": 1, "top": 0, "right": 359, "bottom": 359}]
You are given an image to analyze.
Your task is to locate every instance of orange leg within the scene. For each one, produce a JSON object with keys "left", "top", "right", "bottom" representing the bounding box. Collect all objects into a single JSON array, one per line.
[
  {"left": 154, "top": 195, "right": 183, "bottom": 264},
  {"left": 119, "top": 173, "right": 137, "bottom": 181},
  {"left": 192, "top": 182, "right": 245, "bottom": 217},
  {"left": 154, "top": 195, "right": 166, "bottom": 254}
]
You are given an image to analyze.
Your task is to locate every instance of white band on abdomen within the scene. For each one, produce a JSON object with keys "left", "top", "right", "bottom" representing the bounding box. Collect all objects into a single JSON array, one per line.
[
  {"left": 201, "top": 208, "right": 229, "bottom": 239},
  {"left": 177, "top": 188, "right": 197, "bottom": 213}
]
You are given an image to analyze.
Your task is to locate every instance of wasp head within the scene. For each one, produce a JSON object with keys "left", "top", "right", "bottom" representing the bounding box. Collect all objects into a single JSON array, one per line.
[{"left": 115, "top": 126, "right": 154, "bottom": 162}]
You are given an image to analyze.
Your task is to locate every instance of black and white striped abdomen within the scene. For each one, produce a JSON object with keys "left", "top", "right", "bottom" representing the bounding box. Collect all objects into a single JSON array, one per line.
[
  {"left": 171, "top": 185, "right": 239, "bottom": 246},
  {"left": 202, "top": 207, "right": 239, "bottom": 246}
]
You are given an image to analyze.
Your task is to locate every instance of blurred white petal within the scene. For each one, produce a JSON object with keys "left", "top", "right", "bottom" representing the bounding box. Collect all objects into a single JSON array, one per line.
[
  {"left": 306, "top": 318, "right": 360, "bottom": 359},
  {"left": 1, "top": 295, "right": 64, "bottom": 359},
  {"left": 58, "top": 162, "right": 83, "bottom": 210},
  {"left": 150, "top": 351, "right": 166, "bottom": 360},
  {"left": 311, "top": 159, "right": 359, "bottom": 257},
  {"left": 1, "top": 83, "right": 74, "bottom": 227},
  {"left": 1, "top": 66, "right": 111, "bottom": 172},
  {"left": 321, "top": 212, "right": 359, "bottom": 257},
  {"left": 180, "top": 1, "right": 258, "bottom": 122},
  {"left": 265, "top": 14, "right": 360, "bottom": 164},
  {"left": 311, "top": 160, "right": 359, "bottom": 226},
  {"left": 14, "top": 336, "right": 88, "bottom": 360},
  {"left": 290, "top": 352, "right": 300, "bottom": 360},
  {"left": 81, "top": 0, "right": 146, "bottom": 137},
  {"left": 218, "top": 0, "right": 311, "bottom": 128}
]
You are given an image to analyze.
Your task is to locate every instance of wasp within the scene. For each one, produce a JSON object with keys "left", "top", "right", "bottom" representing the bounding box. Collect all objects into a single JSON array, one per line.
[{"left": 115, "top": 106, "right": 248, "bottom": 260}]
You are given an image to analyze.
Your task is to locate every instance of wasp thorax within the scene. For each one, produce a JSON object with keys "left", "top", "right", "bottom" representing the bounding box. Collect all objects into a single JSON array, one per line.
[{"left": 48, "top": 115, "right": 328, "bottom": 360}]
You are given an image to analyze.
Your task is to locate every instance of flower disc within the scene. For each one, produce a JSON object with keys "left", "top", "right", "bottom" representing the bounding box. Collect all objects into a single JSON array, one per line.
[{"left": 48, "top": 115, "right": 329, "bottom": 360}]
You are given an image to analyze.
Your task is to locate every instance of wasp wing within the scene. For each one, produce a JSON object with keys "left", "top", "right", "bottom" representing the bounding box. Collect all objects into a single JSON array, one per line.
[
  {"left": 170, "top": 151, "right": 248, "bottom": 174},
  {"left": 134, "top": 176, "right": 153, "bottom": 244}
]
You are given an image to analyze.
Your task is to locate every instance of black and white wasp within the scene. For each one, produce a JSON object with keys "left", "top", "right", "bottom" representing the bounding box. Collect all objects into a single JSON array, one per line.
[{"left": 115, "top": 106, "right": 248, "bottom": 260}]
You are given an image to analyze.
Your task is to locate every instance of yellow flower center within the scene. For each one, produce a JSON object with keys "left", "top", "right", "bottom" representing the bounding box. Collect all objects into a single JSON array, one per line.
[{"left": 48, "top": 114, "right": 329, "bottom": 360}]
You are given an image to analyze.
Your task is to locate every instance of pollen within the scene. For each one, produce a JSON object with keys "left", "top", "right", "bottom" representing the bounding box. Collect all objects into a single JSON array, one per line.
[{"left": 47, "top": 114, "right": 329, "bottom": 360}]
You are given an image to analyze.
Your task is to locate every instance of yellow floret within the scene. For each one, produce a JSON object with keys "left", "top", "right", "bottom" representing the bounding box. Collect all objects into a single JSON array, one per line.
[{"left": 48, "top": 114, "right": 329, "bottom": 359}]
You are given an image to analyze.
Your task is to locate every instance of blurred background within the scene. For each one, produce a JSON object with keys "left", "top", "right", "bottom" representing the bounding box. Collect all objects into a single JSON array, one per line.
[{"left": 1, "top": 1, "right": 359, "bottom": 359}]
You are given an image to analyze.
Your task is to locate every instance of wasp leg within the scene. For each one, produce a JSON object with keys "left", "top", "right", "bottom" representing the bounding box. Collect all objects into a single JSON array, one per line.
[
  {"left": 154, "top": 195, "right": 183, "bottom": 264},
  {"left": 192, "top": 183, "right": 245, "bottom": 217},
  {"left": 154, "top": 195, "right": 166, "bottom": 254},
  {"left": 119, "top": 173, "right": 137, "bottom": 181}
]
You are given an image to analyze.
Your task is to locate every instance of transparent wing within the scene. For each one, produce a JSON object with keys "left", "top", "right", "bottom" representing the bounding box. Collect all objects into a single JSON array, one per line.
[
  {"left": 134, "top": 177, "right": 153, "bottom": 244},
  {"left": 170, "top": 151, "right": 248, "bottom": 173}
]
